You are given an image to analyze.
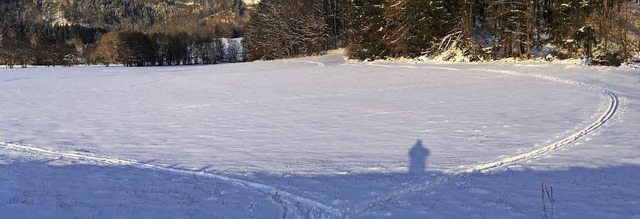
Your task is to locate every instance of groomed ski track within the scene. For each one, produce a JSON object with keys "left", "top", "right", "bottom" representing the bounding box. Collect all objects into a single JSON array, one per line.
[
  {"left": 0, "top": 62, "right": 622, "bottom": 219},
  {"left": 340, "top": 64, "right": 622, "bottom": 218}
]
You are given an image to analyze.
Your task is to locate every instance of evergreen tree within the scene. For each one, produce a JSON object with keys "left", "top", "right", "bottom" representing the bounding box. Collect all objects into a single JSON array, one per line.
[
  {"left": 484, "top": 0, "right": 530, "bottom": 58},
  {"left": 347, "top": 0, "right": 387, "bottom": 60}
]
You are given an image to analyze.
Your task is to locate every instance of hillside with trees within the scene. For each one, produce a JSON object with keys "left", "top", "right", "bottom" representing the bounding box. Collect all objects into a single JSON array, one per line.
[{"left": 0, "top": 0, "right": 249, "bottom": 67}]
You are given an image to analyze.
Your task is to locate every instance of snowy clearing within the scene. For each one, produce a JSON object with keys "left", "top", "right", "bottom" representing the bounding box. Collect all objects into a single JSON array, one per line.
[{"left": 1, "top": 54, "right": 639, "bottom": 218}]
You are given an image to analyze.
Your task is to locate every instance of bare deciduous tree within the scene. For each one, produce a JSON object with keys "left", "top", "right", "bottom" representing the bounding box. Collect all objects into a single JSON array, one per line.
[{"left": 245, "top": 0, "right": 329, "bottom": 60}]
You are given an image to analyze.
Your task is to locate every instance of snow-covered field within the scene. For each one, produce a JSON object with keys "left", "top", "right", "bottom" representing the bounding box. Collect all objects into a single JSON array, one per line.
[{"left": 1, "top": 54, "right": 638, "bottom": 218}]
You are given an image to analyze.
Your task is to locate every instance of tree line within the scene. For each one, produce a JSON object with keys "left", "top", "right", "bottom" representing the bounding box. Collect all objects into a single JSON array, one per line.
[
  {"left": 4, "top": 0, "right": 638, "bottom": 67},
  {"left": 1, "top": 27, "right": 240, "bottom": 68},
  {"left": 89, "top": 31, "right": 234, "bottom": 67},
  {"left": 245, "top": 0, "right": 640, "bottom": 66}
]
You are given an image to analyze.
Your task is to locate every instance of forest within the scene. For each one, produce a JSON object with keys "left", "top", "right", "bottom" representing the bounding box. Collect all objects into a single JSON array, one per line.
[
  {"left": 245, "top": 0, "right": 640, "bottom": 66},
  {"left": 2, "top": 0, "right": 639, "bottom": 67}
]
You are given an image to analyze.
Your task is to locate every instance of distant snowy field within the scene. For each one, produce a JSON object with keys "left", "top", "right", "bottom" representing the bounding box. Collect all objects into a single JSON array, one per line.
[{"left": 1, "top": 54, "right": 639, "bottom": 218}]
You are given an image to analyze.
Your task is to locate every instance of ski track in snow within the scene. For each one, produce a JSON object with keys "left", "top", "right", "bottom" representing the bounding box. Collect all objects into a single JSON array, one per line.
[
  {"left": 340, "top": 64, "right": 622, "bottom": 218},
  {"left": 0, "top": 141, "right": 342, "bottom": 217},
  {"left": 0, "top": 62, "right": 621, "bottom": 218}
]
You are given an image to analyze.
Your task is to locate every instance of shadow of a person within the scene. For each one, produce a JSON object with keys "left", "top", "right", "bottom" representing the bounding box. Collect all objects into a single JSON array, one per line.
[{"left": 409, "top": 139, "right": 429, "bottom": 175}]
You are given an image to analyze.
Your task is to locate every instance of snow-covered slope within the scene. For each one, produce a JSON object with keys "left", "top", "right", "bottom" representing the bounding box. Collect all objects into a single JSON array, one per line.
[{"left": 0, "top": 54, "right": 638, "bottom": 218}]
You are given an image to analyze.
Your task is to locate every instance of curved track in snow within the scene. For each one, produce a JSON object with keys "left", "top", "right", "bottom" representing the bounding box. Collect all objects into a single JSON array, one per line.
[
  {"left": 341, "top": 65, "right": 622, "bottom": 218},
  {"left": 464, "top": 90, "right": 619, "bottom": 172},
  {"left": 344, "top": 92, "right": 620, "bottom": 219},
  {"left": 0, "top": 62, "right": 621, "bottom": 219},
  {"left": 0, "top": 141, "right": 342, "bottom": 217}
]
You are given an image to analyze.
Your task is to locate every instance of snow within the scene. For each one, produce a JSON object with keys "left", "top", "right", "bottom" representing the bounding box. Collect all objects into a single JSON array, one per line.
[
  {"left": 1, "top": 53, "right": 639, "bottom": 218},
  {"left": 242, "top": 0, "right": 260, "bottom": 5}
]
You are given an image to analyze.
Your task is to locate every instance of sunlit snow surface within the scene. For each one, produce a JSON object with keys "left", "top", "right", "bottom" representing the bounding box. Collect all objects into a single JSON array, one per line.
[{"left": 1, "top": 54, "right": 639, "bottom": 218}]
